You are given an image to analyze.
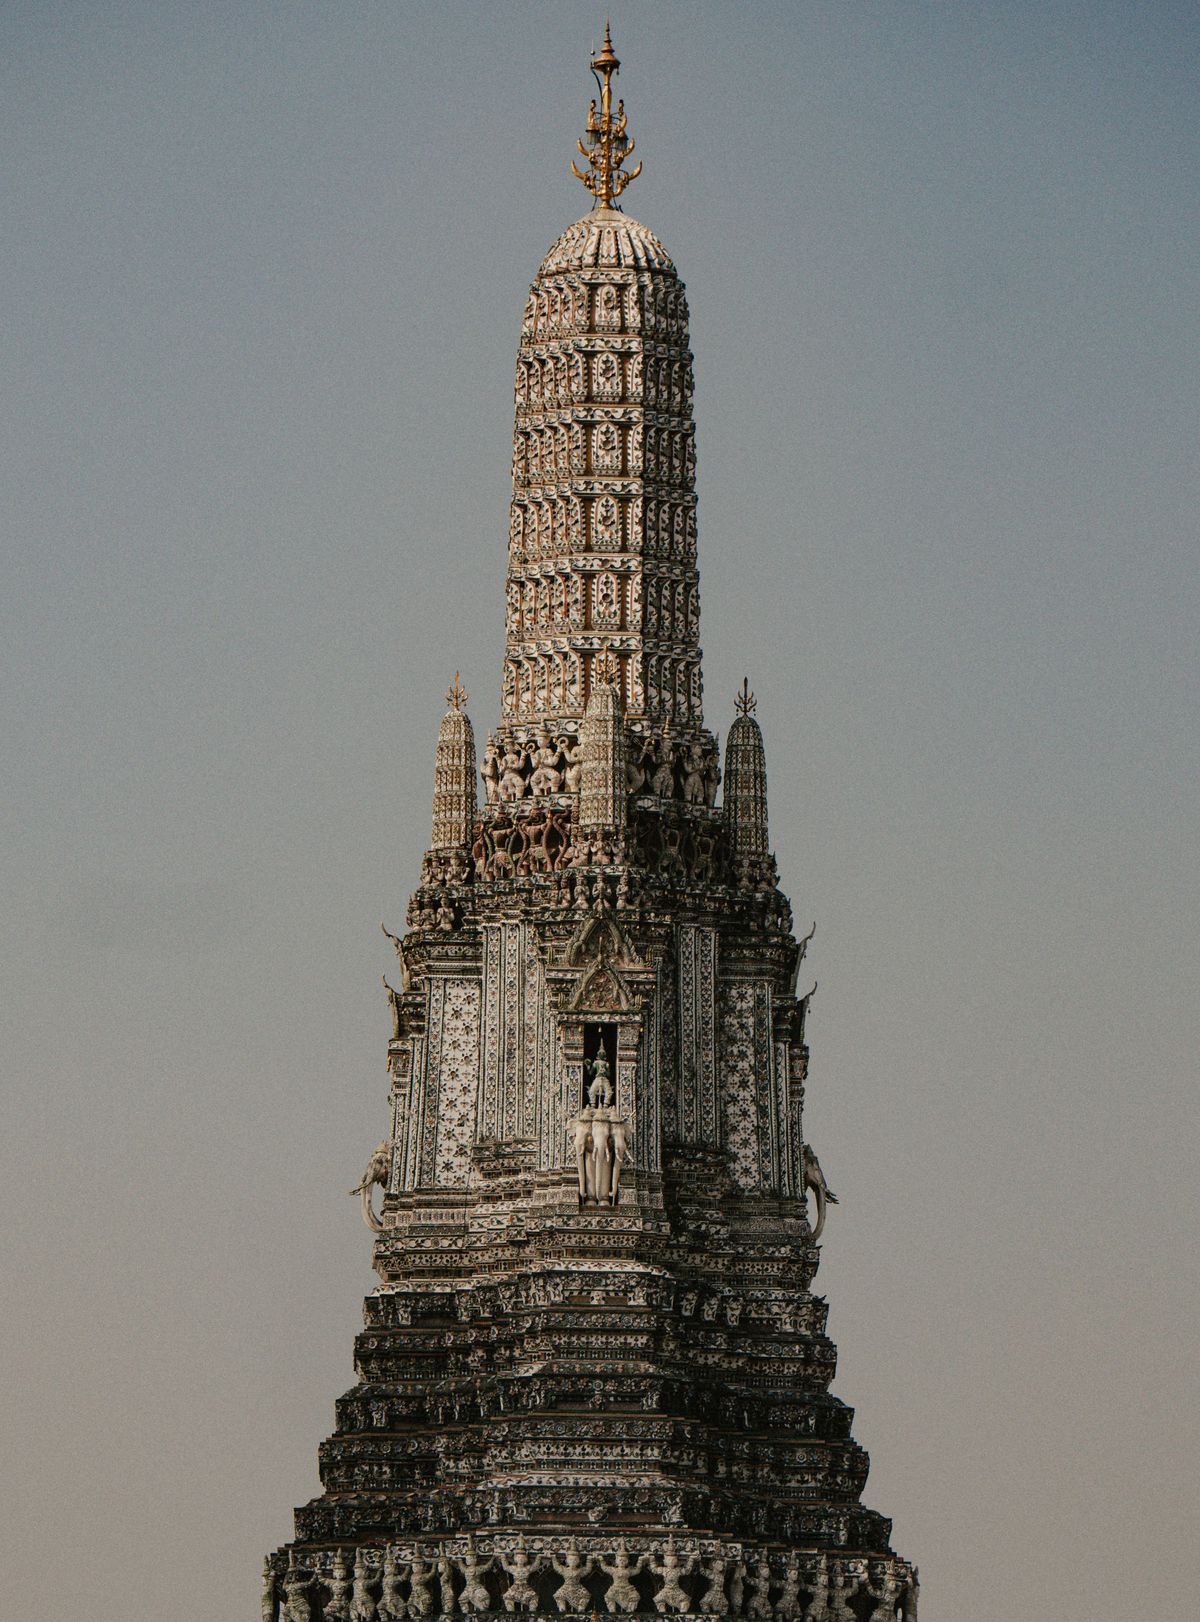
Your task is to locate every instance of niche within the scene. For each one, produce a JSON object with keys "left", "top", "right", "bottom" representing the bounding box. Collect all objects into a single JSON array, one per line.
[{"left": 582, "top": 1022, "right": 618, "bottom": 1108}]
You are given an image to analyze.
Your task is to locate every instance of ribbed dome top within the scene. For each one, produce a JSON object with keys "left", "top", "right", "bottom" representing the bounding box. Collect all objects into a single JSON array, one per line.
[{"left": 538, "top": 206, "right": 674, "bottom": 275}]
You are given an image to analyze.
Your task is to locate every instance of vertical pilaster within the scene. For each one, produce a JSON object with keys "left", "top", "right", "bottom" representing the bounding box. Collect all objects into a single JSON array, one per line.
[
  {"left": 478, "top": 922, "right": 527, "bottom": 1142},
  {"left": 676, "top": 924, "right": 719, "bottom": 1146}
]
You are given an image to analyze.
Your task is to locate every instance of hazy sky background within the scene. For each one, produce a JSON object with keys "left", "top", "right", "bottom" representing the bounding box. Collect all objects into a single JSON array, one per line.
[{"left": 3, "top": 4, "right": 1197, "bottom": 1618}]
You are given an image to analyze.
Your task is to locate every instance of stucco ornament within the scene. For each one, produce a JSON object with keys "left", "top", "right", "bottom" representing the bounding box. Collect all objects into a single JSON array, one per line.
[
  {"left": 377, "top": 1547, "right": 404, "bottom": 1622},
  {"left": 598, "top": 1543, "right": 650, "bottom": 1613},
  {"left": 350, "top": 1548, "right": 375, "bottom": 1622},
  {"left": 322, "top": 1549, "right": 352, "bottom": 1622},
  {"left": 499, "top": 1537, "right": 544, "bottom": 1612},
  {"left": 802, "top": 1142, "right": 839, "bottom": 1240},
  {"left": 261, "top": 1557, "right": 277, "bottom": 1622},
  {"left": 408, "top": 1553, "right": 436, "bottom": 1618},
  {"left": 551, "top": 1540, "right": 596, "bottom": 1613},
  {"left": 459, "top": 1538, "right": 496, "bottom": 1614},
  {"left": 349, "top": 1140, "right": 391, "bottom": 1232},
  {"left": 280, "top": 1554, "right": 311, "bottom": 1622},
  {"left": 648, "top": 1537, "right": 697, "bottom": 1613}
]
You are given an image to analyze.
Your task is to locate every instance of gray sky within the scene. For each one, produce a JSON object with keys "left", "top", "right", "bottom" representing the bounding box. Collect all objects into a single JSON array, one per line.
[{"left": 3, "top": 4, "right": 1197, "bottom": 1618}]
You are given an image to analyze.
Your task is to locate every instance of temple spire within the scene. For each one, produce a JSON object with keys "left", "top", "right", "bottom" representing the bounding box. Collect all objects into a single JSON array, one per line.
[
  {"left": 571, "top": 23, "right": 642, "bottom": 207},
  {"left": 266, "top": 35, "right": 916, "bottom": 1610},
  {"left": 725, "top": 680, "right": 773, "bottom": 886},
  {"left": 577, "top": 651, "right": 628, "bottom": 830},
  {"left": 430, "top": 678, "right": 477, "bottom": 851},
  {"left": 508, "top": 37, "right": 698, "bottom": 741}
]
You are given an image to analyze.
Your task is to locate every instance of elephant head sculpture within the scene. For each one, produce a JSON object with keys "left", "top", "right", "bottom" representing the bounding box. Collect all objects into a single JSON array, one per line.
[
  {"left": 349, "top": 1139, "right": 392, "bottom": 1232},
  {"left": 801, "top": 1142, "right": 839, "bottom": 1240}
]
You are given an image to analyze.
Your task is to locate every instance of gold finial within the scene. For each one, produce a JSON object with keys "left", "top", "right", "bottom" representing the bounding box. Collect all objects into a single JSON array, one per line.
[
  {"left": 736, "top": 678, "right": 757, "bottom": 718},
  {"left": 445, "top": 672, "right": 468, "bottom": 711},
  {"left": 571, "top": 24, "right": 642, "bottom": 208}
]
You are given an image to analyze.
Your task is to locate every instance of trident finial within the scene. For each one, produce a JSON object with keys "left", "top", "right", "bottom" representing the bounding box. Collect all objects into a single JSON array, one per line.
[
  {"left": 445, "top": 672, "right": 468, "bottom": 711},
  {"left": 593, "top": 648, "right": 620, "bottom": 689},
  {"left": 736, "top": 678, "right": 757, "bottom": 718},
  {"left": 571, "top": 25, "right": 642, "bottom": 207}
]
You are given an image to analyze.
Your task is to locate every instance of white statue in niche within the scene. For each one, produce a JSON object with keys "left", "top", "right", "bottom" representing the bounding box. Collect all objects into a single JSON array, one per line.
[
  {"left": 587, "top": 1050, "right": 614, "bottom": 1107},
  {"left": 481, "top": 738, "right": 501, "bottom": 804}
]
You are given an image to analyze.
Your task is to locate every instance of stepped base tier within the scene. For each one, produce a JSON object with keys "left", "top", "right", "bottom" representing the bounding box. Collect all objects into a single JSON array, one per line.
[{"left": 264, "top": 30, "right": 917, "bottom": 1622}]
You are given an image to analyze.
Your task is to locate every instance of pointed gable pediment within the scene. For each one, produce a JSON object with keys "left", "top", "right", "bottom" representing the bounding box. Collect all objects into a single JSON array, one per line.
[{"left": 564, "top": 910, "right": 640, "bottom": 969}]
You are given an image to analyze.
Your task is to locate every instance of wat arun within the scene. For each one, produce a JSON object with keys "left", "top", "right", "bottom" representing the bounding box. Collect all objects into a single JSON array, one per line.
[{"left": 263, "top": 31, "right": 918, "bottom": 1622}]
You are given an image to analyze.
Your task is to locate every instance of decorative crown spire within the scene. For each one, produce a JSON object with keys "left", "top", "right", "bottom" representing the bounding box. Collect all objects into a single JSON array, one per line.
[
  {"left": 726, "top": 684, "right": 771, "bottom": 878},
  {"left": 571, "top": 23, "right": 642, "bottom": 208},
  {"left": 578, "top": 666, "right": 628, "bottom": 831},
  {"left": 430, "top": 680, "right": 477, "bottom": 851},
  {"left": 445, "top": 671, "right": 468, "bottom": 712},
  {"left": 505, "top": 53, "right": 700, "bottom": 738}
]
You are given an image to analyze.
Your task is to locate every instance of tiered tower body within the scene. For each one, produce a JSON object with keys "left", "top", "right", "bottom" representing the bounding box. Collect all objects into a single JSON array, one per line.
[{"left": 265, "top": 35, "right": 917, "bottom": 1622}]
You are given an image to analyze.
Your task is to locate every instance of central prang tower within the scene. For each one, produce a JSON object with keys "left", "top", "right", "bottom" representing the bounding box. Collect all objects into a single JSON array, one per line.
[{"left": 265, "top": 30, "right": 918, "bottom": 1622}]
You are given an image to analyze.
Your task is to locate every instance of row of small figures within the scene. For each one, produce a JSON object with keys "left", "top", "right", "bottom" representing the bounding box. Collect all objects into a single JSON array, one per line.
[
  {"left": 482, "top": 730, "right": 719, "bottom": 807},
  {"left": 265, "top": 1539, "right": 917, "bottom": 1622},
  {"left": 420, "top": 817, "right": 631, "bottom": 890},
  {"left": 407, "top": 871, "right": 632, "bottom": 935},
  {"left": 468, "top": 822, "right": 629, "bottom": 885},
  {"left": 407, "top": 862, "right": 785, "bottom": 933}
]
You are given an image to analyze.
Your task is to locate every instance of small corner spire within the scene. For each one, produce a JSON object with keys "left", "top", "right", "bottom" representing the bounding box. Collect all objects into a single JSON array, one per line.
[
  {"left": 571, "top": 24, "right": 642, "bottom": 208},
  {"left": 736, "top": 678, "right": 757, "bottom": 718}
]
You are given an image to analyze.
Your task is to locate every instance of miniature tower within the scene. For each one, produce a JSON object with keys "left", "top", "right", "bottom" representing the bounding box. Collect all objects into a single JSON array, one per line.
[
  {"left": 263, "top": 30, "right": 918, "bottom": 1622},
  {"left": 724, "top": 679, "right": 774, "bottom": 889},
  {"left": 577, "top": 655, "right": 628, "bottom": 833},
  {"left": 430, "top": 674, "right": 477, "bottom": 853}
]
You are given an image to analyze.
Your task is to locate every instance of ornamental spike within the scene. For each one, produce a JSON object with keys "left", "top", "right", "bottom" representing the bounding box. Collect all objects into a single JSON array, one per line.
[
  {"left": 445, "top": 671, "right": 468, "bottom": 711},
  {"left": 571, "top": 26, "right": 642, "bottom": 207}
]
